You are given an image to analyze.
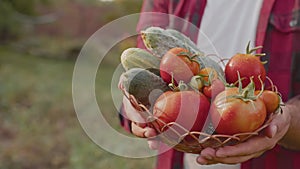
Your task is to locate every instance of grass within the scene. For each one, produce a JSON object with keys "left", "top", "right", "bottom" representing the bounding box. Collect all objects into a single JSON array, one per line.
[{"left": 0, "top": 40, "right": 156, "bottom": 169}]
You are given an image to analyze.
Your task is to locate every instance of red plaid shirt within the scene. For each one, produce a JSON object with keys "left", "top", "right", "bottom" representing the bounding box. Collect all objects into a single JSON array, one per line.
[{"left": 121, "top": 0, "right": 300, "bottom": 169}]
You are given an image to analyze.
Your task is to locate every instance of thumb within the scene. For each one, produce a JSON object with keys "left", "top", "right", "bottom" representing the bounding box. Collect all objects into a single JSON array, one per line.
[{"left": 265, "top": 124, "right": 277, "bottom": 138}]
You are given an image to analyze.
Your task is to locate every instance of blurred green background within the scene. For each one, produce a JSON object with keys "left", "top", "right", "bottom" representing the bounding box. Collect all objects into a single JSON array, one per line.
[{"left": 0, "top": 0, "right": 156, "bottom": 169}]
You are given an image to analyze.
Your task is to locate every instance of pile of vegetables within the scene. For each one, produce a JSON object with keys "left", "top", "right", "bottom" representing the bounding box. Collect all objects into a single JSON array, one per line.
[{"left": 119, "top": 27, "right": 282, "bottom": 153}]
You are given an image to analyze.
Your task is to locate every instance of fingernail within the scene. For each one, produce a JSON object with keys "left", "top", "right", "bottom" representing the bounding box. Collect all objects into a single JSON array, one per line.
[
  {"left": 197, "top": 157, "right": 208, "bottom": 165},
  {"left": 144, "top": 130, "right": 150, "bottom": 137},
  {"left": 204, "top": 155, "right": 213, "bottom": 160},
  {"left": 270, "top": 125, "right": 277, "bottom": 138},
  {"left": 201, "top": 162, "right": 208, "bottom": 165}
]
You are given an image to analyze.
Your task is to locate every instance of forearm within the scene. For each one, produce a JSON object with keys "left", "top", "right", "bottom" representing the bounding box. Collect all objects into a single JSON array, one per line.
[{"left": 278, "top": 95, "right": 300, "bottom": 150}]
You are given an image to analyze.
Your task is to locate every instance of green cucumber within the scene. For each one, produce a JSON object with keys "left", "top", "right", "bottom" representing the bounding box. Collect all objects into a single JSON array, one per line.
[
  {"left": 166, "top": 28, "right": 204, "bottom": 56},
  {"left": 121, "top": 48, "right": 161, "bottom": 71},
  {"left": 141, "top": 27, "right": 184, "bottom": 57},
  {"left": 121, "top": 68, "right": 169, "bottom": 107}
]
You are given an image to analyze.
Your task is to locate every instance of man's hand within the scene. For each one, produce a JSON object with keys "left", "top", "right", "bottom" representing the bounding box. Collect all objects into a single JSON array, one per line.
[
  {"left": 122, "top": 96, "right": 159, "bottom": 149},
  {"left": 197, "top": 106, "right": 291, "bottom": 165}
]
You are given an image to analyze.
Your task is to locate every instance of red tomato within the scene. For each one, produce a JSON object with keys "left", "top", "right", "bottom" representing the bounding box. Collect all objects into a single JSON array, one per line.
[
  {"left": 255, "top": 90, "right": 281, "bottom": 114},
  {"left": 153, "top": 90, "right": 210, "bottom": 133},
  {"left": 203, "top": 79, "right": 225, "bottom": 99},
  {"left": 210, "top": 87, "right": 267, "bottom": 135},
  {"left": 225, "top": 53, "right": 266, "bottom": 90},
  {"left": 160, "top": 47, "right": 200, "bottom": 84}
]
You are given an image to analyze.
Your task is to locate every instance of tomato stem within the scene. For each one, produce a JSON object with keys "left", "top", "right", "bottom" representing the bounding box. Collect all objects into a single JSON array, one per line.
[
  {"left": 176, "top": 51, "right": 201, "bottom": 68},
  {"left": 241, "top": 76, "right": 255, "bottom": 98},
  {"left": 189, "top": 75, "right": 204, "bottom": 91},
  {"left": 191, "top": 53, "right": 201, "bottom": 60},
  {"left": 245, "top": 41, "right": 266, "bottom": 60},
  {"left": 168, "top": 73, "right": 189, "bottom": 91},
  {"left": 222, "top": 74, "right": 265, "bottom": 103}
]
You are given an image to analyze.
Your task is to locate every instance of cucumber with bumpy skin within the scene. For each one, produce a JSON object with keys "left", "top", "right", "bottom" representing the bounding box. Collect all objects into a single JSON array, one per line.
[
  {"left": 141, "top": 27, "right": 224, "bottom": 77},
  {"left": 121, "top": 68, "right": 169, "bottom": 107},
  {"left": 166, "top": 28, "right": 203, "bottom": 56},
  {"left": 121, "top": 48, "right": 161, "bottom": 71},
  {"left": 141, "top": 27, "right": 191, "bottom": 57}
]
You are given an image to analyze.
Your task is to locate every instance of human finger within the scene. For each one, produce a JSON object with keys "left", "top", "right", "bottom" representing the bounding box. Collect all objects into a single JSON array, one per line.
[
  {"left": 199, "top": 147, "right": 216, "bottom": 161},
  {"left": 197, "top": 147, "right": 218, "bottom": 165},
  {"left": 197, "top": 146, "right": 262, "bottom": 165},
  {"left": 147, "top": 139, "right": 160, "bottom": 150},
  {"left": 265, "top": 109, "right": 290, "bottom": 138},
  {"left": 196, "top": 155, "right": 218, "bottom": 165},
  {"left": 132, "top": 122, "right": 155, "bottom": 137},
  {"left": 118, "top": 73, "right": 125, "bottom": 90},
  {"left": 131, "top": 122, "right": 159, "bottom": 149},
  {"left": 123, "top": 96, "right": 146, "bottom": 123},
  {"left": 215, "top": 136, "right": 275, "bottom": 158},
  {"left": 198, "top": 150, "right": 264, "bottom": 165}
]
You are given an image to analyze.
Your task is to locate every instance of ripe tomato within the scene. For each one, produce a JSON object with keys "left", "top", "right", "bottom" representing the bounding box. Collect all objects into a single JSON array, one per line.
[
  {"left": 210, "top": 87, "right": 267, "bottom": 135},
  {"left": 225, "top": 53, "right": 266, "bottom": 90},
  {"left": 160, "top": 47, "right": 200, "bottom": 84},
  {"left": 203, "top": 79, "right": 225, "bottom": 99},
  {"left": 152, "top": 90, "right": 210, "bottom": 133},
  {"left": 255, "top": 90, "right": 281, "bottom": 114}
]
